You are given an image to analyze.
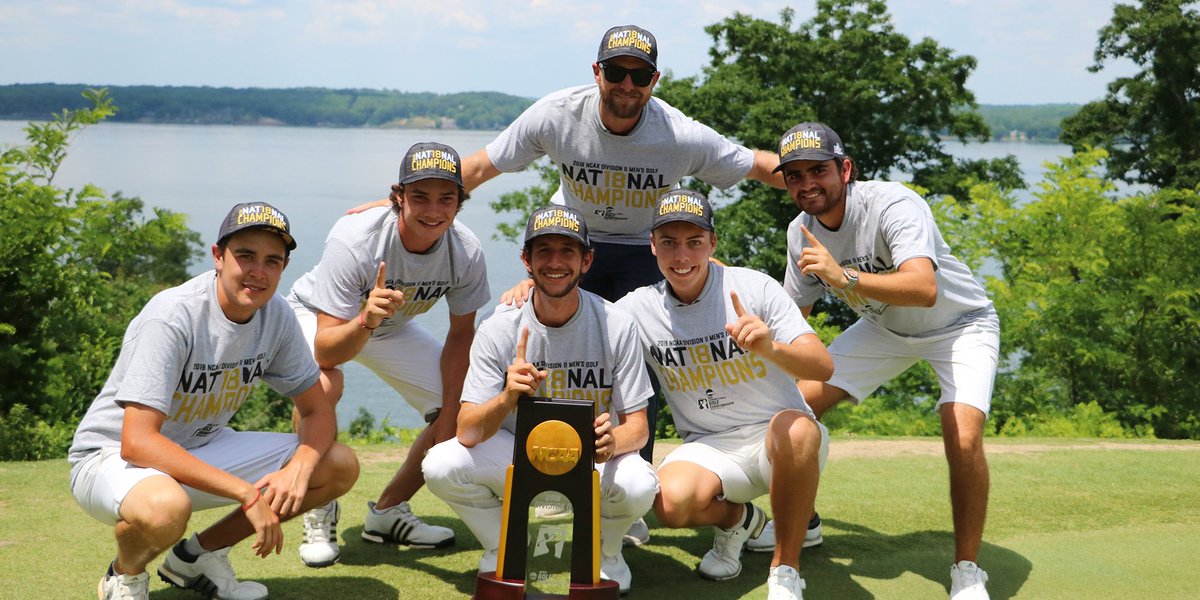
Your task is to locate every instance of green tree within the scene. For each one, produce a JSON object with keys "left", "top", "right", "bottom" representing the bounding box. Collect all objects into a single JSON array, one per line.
[
  {"left": 655, "top": 0, "right": 1022, "bottom": 282},
  {"left": 959, "top": 148, "right": 1200, "bottom": 438},
  {"left": 488, "top": 159, "right": 559, "bottom": 244},
  {"left": 1060, "top": 0, "right": 1200, "bottom": 190},
  {"left": 0, "top": 89, "right": 203, "bottom": 457}
]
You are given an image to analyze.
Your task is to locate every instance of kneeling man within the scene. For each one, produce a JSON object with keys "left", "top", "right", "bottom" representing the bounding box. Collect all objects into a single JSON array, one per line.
[
  {"left": 423, "top": 205, "right": 657, "bottom": 594},
  {"left": 616, "top": 190, "right": 832, "bottom": 599},
  {"left": 70, "top": 202, "right": 360, "bottom": 600}
]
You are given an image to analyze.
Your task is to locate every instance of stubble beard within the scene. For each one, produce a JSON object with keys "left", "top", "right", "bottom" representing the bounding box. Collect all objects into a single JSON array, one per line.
[
  {"left": 532, "top": 270, "right": 583, "bottom": 299},
  {"left": 602, "top": 90, "right": 646, "bottom": 120}
]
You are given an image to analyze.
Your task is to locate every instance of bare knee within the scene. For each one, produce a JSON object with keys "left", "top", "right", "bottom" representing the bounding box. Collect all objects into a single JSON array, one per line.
[
  {"left": 767, "top": 410, "right": 820, "bottom": 461},
  {"left": 940, "top": 403, "right": 987, "bottom": 461},
  {"left": 798, "top": 381, "right": 849, "bottom": 419},
  {"left": 120, "top": 479, "right": 191, "bottom": 539},
  {"left": 654, "top": 475, "right": 705, "bottom": 528},
  {"left": 321, "top": 443, "right": 360, "bottom": 494}
]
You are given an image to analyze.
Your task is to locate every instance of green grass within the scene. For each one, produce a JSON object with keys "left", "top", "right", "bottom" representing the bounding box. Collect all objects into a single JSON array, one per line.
[{"left": 3, "top": 437, "right": 1198, "bottom": 599}]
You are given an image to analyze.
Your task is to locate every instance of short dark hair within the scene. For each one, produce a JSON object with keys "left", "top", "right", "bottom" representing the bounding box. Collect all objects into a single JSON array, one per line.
[
  {"left": 216, "top": 233, "right": 292, "bottom": 259},
  {"left": 521, "top": 236, "right": 594, "bottom": 259},
  {"left": 834, "top": 155, "right": 861, "bottom": 181},
  {"left": 389, "top": 183, "right": 469, "bottom": 214}
]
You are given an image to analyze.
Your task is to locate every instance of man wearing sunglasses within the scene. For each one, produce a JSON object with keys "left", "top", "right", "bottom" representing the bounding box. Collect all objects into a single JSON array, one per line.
[
  {"left": 463, "top": 25, "right": 783, "bottom": 307},
  {"left": 460, "top": 28, "right": 785, "bottom": 529}
]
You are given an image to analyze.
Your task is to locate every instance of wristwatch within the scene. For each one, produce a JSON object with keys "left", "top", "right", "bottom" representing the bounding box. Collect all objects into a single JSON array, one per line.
[{"left": 842, "top": 268, "right": 860, "bottom": 291}]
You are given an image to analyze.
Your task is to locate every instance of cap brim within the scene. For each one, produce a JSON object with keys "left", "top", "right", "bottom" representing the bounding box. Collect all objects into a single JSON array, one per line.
[
  {"left": 598, "top": 52, "right": 656, "bottom": 69},
  {"left": 774, "top": 152, "right": 840, "bottom": 173},
  {"left": 398, "top": 171, "right": 464, "bottom": 187},
  {"left": 651, "top": 215, "right": 714, "bottom": 231}
]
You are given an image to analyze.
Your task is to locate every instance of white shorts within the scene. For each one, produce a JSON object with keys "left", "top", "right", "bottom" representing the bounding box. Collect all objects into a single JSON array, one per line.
[
  {"left": 827, "top": 310, "right": 1000, "bottom": 415},
  {"left": 659, "top": 417, "right": 829, "bottom": 504},
  {"left": 291, "top": 301, "right": 442, "bottom": 413},
  {"left": 69, "top": 428, "right": 298, "bottom": 526}
]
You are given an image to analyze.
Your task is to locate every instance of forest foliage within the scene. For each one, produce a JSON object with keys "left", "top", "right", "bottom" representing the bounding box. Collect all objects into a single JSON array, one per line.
[
  {"left": 3, "top": 0, "right": 1198, "bottom": 461},
  {"left": 0, "top": 83, "right": 1074, "bottom": 138},
  {"left": 0, "top": 84, "right": 532, "bottom": 130}
]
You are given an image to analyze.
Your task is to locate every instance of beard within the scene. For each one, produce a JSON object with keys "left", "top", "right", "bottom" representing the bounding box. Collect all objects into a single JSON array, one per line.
[
  {"left": 793, "top": 182, "right": 846, "bottom": 217},
  {"left": 530, "top": 269, "right": 584, "bottom": 299},
  {"left": 600, "top": 89, "right": 647, "bottom": 120}
]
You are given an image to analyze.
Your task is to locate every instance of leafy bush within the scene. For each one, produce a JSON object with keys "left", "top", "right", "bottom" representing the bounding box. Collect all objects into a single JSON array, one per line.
[
  {"left": 959, "top": 149, "right": 1200, "bottom": 438},
  {"left": 0, "top": 89, "right": 202, "bottom": 460},
  {"left": 0, "top": 404, "right": 76, "bottom": 461},
  {"left": 227, "top": 384, "right": 296, "bottom": 433},
  {"left": 344, "top": 407, "right": 419, "bottom": 445},
  {"left": 997, "top": 402, "right": 1136, "bottom": 439}
]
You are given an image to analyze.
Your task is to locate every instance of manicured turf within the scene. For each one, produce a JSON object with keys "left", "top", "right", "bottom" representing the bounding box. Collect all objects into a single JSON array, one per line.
[{"left": 3, "top": 437, "right": 1197, "bottom": 598}]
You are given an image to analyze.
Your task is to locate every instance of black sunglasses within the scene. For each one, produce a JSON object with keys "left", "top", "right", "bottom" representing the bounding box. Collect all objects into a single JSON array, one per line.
[{"left": 600, "top": 63, "right": 656, "bottom": 87}]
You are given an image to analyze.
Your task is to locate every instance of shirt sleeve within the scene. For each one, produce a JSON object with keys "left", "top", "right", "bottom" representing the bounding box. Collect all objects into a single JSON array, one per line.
[
  {"left": 784, "top": 217, "right": 826, "bottom": 308},
  {"left": 112, "top": 318, "right": 190, "bottom": 413},
  {"left": 608, "top": 310, "right": 651, "bottom": 415},
  {"left": 263, "top": 302, "right": 322, "bottom": 397},
  {"left": 306, "top": 237, "right": 371, "bottom": 321},
  {"left": 445, "top": 241, "right": 492, "bottom": 316},
  {"left": 672, "top": 109, "right": 755, "bottom": 190},
  {"left": 460, "top": 319, "right": 511, "bottom": 406},
  {"left": 879, "top": 195, "right": 940, "bottom": 270},
  {"left": 485, "top": 101, "right": 550, "bottom": 173},
  {"left": 758, "top": 273, "right": 816, "bottom": 345}
]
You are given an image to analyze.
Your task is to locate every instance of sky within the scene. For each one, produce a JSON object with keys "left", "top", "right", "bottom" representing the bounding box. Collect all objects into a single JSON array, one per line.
[{"left": 0, "top": 0, "right": 1135, "bottom": 105}]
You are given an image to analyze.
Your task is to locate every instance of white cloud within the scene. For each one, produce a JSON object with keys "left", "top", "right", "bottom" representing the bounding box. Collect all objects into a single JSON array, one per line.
[{"left": 0, "top": 0, "right": 1140, "bottom": 102}]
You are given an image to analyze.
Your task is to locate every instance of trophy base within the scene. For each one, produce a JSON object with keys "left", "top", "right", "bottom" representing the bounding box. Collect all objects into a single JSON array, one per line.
[{"left": 474, "top": 572, "right": 620, "bottom": 600}]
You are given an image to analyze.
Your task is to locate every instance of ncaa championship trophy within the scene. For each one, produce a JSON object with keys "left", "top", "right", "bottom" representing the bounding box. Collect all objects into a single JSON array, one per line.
[{"left": 474, "top": 397, "right": 619, "bottom": 599}]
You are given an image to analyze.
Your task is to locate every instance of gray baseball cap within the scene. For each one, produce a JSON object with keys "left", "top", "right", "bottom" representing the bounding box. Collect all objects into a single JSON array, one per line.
[
  {"left": 524, "top": 205, "right": 591, "bottom": 247},
  {"left": 217, "top": 201, "right": 296, "bottom": 251},
  {"left": 398, "top": 142, "right": 463, "bottom": 187},
  {"left": 773, "top": 122, "right": 847, "bottom": 172},
  {"left": 651, "top": 189, "right": 714, "bottom": 231},
  {"left": 597, "top": 25, "right": 658, "bottom": 69}
]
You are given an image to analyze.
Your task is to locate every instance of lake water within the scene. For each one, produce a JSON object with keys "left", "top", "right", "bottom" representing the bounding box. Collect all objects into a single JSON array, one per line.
[{"left": 0, "top": 120, "right": 1073, "bottom": 429}]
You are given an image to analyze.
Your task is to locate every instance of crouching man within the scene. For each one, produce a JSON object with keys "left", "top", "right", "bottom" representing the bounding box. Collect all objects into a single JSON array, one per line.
[
  {"left": 615, "top": 190, "right": 833, "bottom": 599},
  {"left": 69, "top": 202, "right": 360, "bottom": 600},
  {"left": 423, "top": 205, "right": 657, "bottom": 595}
]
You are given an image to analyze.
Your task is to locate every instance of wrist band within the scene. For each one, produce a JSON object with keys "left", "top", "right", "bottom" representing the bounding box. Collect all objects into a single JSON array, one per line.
[
  {"left": 241, "top": 493, "right": 259, "bottom": 512},
  {"left": 359, "top": 311, "right": 378, "bottom": 331}
]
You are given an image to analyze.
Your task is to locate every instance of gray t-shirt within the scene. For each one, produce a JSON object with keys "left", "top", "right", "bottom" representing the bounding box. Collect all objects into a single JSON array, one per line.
[
  {"left": 288, "top": 206, "right": 490, "bottom": 330},
  {"left": 617, "top": 264, "right": 816, "bottom": 441},
  {"left": 485, "top": 85, "right": 755, "bottom": 245},
  {"left": 461, "top": 291, "right": 652, "bottom": 435},
  {"left": 68, "top": 272, "right": 320, "bottom": 465},
  {"left": 784, "top": 181, "right": 994, "bottom": 337}
]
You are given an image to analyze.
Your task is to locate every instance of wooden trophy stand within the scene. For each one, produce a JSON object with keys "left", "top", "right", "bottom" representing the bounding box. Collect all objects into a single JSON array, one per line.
[{"left": 474, "top": 397, "right": 619, "bottom": 600}]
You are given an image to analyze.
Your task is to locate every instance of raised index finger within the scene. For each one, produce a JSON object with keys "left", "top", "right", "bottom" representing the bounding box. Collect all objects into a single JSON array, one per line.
[
  {"left": 375, "top": 261, "right": 388, "bottom": 289},
  {"left": 730, "top": 291, "right": 747, "bottom": 318},
  {"left": 515, "top": 326, "right": 530, "bottom": 363},
  {"left": 800, "top": 225, "right": 824, "bottom": 249}
]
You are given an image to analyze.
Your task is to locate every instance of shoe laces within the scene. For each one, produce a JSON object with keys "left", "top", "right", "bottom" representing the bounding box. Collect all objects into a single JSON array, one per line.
[
  {"left": 712, "top": 524, "right": 743, "bottom": 557},
  {"left": 713, "top": 505, "right": 756, "bottom": 557},
  {"left": 953, "top": 561, "right": 988, "bottom": 590},
  {"left": 768, "top": 565, "right": 804, "bottom": 599},
  {"left": 200, "top": 547, "right": 239, "bottom": 587},
  {"left": 304, "top": 504, "right": 338, "bottom": 544},
  {"left": 107, "top": 572, "right": 149, "bottom": 600},
  {"left": 394, "top": 501, "right": 428, "bottom": 526}
]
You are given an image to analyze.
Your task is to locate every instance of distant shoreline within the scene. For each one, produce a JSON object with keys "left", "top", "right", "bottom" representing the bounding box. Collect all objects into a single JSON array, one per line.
[
  {"left": 0, "top": 116, "right": 508, "bottom": 132},
  {"left": 0, "top": 83, "right": 1078, "bottom": 141},
  {"left": 0, "top": 83, "right": 534, "bottom": 131},
  {"left": 0, "top": 118, "right": 1067, "bottom": 144}
]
